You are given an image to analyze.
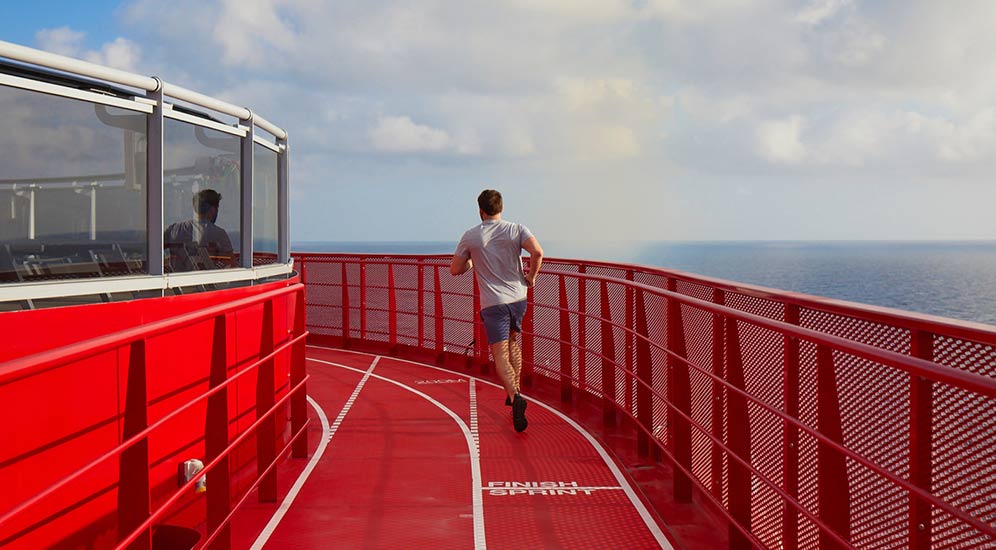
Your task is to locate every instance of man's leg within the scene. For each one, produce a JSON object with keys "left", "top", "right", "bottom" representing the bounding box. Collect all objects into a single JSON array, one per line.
[
  {"left": 509, "top": 330, "right": 522, "bottom": 394},
  {"left": 483, "top": 303, "right": 528, "bottom": 432},
  {"left": 491, "top": 339, "right": 518, "bottom": 401},
  {"left": 496, "top": 336, "right": 528, "bottom": 432}
]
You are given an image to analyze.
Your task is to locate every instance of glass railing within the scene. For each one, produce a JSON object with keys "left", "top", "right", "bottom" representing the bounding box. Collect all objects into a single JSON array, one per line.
[{"left": 0, "top": 41, "right": 291, "bottom": 309}]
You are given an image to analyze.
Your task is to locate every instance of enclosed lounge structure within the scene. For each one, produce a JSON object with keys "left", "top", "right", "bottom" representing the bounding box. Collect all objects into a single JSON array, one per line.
[{"left": 1, "top": 42, "right": 995, "bottom": 549}]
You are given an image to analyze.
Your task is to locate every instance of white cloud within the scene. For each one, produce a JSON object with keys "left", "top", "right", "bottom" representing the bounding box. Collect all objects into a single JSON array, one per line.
[
  {"left": 212, "top": 0, "right": 298, "bottom": 67},
  {"left": 757, "top": 116, "right": 808, "bottom": 165},
  {"left": 507, "top": 0, "right": 632, "bottom": 22},
  {"left": 84, "top": 38, "right": 142, "bottom": 72},
  {"left": 369, "top": 116, "right": 479, "bottom": 155},
  {"left": 35, "top": 27, "right": 86, "bottom": 57},
  {"left": 556, "top": 77, "right": 637, "bottom": 112},
  {"left": 819, "top": 110, "right": 891, "bottom": 166},
  {"left": 640, "top": 0, "right": 754, "bottom": 21},
  {"left": 820, "top": 17, "right": 885, "bottom": 67},
  {"left": 501, "top": 127, "right": 536, "bottom": 157},
  {"left": 926, "top": 108, "right": 996, "bottom": 162},
  {"left": 796, "top": 0, "right": 853, "bottom": 26},
  {"left": 594, "top": 124, "right": 641, "bottom": 159},
  {"left": 35, "top": 28, "right": 141, "bottom": 72}
]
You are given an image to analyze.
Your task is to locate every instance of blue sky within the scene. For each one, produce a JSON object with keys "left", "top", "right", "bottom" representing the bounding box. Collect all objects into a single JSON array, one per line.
[
  {"left": 4, "top": 1, "right": 996, "bottom": 243},
  {"left": 0, "top": 2, "right": 122, "bottom": 46}
]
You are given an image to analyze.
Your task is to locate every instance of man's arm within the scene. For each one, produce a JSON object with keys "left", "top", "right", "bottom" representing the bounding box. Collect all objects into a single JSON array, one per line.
[
  {"left": 522, "top": 236, "right": 543, "bottom": 287},
  {"left": 450, "top": 254, "right": 473, "bottom": 276}
]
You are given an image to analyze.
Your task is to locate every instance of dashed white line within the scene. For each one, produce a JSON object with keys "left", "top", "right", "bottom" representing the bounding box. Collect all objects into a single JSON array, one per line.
[
  {"left": 468, "top": 379, "right": 485, "bottom": 547},
  {"left": 469, "top": 379, "right": 480, "bottom": 453},
  {"left": 250, "top": 356, "right": 378, "bottom": 550}
]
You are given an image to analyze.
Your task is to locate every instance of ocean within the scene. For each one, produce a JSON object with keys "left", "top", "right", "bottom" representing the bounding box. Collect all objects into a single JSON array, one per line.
[{"left": 293, "top": 241, "right": 996, "bottom": 326}]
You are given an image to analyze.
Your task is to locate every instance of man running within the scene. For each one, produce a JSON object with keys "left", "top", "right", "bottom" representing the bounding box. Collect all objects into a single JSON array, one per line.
[{"left": 451, "top": 189, "right": 543, "bottom": 432}]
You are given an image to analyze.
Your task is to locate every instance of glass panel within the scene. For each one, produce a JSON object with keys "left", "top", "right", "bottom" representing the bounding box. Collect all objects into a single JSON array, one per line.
[
  {"left": 163, "top": 119, "right": 241, "bottom": 272},
  {"left": 0, "top": 84, "right": 148, "bottom": 283},
  {"left": 253, "top": 143, "right": 278, "bottom": 266}
]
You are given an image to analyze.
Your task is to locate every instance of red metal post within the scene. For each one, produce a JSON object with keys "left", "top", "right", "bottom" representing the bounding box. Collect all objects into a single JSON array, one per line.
[
  {"left": 559, "top": 275, "right": 573, "bottom": 403},
  {"left": 291, "top": 287, "right": 308, "bottom": 458},
  {"left": 666, "top": 278, "right": 692, "bottom": 501},
  {"left": 359, "top": 259, "right": 367, "bottom": 340},
  {"left": 625, "top": 270, "right": 635, "bottom": 415},
  {"left": 434, "top": 266, "right": 444, "bottom": 364},
  {"left": 521, "top": 285, "right": 534, "bottom": 389},
  {"left": 710, "top": 289, "right": 726, "bottom": 502},
  {"left": 206, "top": 314, "right": 232, "bottom": 550},
  {"left": 634, "top": 289, "right": 653, "bottom": 458},
  {"left": 117, "top": 340, "right": 151, "bottom": 550},
  {"left": 341, "top": 263, "right": 351, "bottom": 344},
  {"left": 473, "top": 276, "right": 485, "bottom": 371},
  {"left": 909, "top": 330, "right": 934, "bottom": 549},
  {"left": 817, "top": 345, "right": 850, "bottom": 549},
  {"left": 417, "top": 260, "right": 425, "bottom": 349},
  {"left": 783, "top": 304, "right": 801, "bottom": 548},
  {"left": 388, "top": 263, "right": 397, "bottom": 349},
  {"left": 257, "top": 300, "right": 277, "bottom": 503},
  {"left": 577, "top": 265, "right": 587, "bottom": 391},
  {"left": 726, "top": 319, "right": 752, "bottom": 550},
  {"left": 600, "top": 281, "right": 617, "bottom": 428}
]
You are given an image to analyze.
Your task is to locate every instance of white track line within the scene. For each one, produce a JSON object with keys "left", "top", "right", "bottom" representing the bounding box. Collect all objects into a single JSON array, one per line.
[
  {"left": 308, "top": 357, "right": 487, "bottom": 550},
  {"left": 468, "top": 379, "right": 485, "bottom": 545},
  {"left": 250, "top": 357, "right": 378, "bottom": 550},
  {"left": 307, "top": 345, "right": 675, "bottom": 550}
]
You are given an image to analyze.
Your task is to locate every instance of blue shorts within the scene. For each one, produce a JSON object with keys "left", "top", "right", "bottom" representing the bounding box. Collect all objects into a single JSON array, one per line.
[{"left": 480, "top": 300, "right": 528, "bottom": 345}]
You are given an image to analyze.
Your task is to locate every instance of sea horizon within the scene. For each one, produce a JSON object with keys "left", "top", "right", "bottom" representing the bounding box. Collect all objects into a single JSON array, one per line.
[{"left": 292, "top": 240, "right": 996, "bottom": 326}]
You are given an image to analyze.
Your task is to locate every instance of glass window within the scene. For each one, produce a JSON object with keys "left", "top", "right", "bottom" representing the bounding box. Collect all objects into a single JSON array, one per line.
[
  {"left": 253, "top": 143, "right": 278, "bottom": 266},
  {"left": 0, "top": 84, "right": 148, "bottom": 283},
  {"left": 163, "top": 119, "right": 241, "bottom": 272}
]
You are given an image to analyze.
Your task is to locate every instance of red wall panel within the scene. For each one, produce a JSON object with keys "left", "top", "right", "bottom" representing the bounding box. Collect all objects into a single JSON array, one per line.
[{"left": 0, "top": 277, "right": 305, "bottom": 548}]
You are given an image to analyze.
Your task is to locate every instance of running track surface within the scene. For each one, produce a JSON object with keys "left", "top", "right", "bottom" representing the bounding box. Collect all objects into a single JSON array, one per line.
[{"left": 237, "top": 346, "right": 676, "bottom": 549}]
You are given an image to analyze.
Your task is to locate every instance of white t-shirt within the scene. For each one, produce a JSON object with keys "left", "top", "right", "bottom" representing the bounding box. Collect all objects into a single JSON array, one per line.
[{"left": 455, "top": 219, "right": 534, "bottom": 309}]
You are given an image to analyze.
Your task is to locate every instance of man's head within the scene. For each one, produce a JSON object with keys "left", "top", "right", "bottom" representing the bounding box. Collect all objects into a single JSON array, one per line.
[
  {"left": 193, "top": 189, "right": 222, "bottom": 223},
  {"left": 478, "top": 189, "right": 503, "bottom": 218}
]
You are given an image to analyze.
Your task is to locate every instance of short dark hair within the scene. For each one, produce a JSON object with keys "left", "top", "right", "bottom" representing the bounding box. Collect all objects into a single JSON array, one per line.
[
  {"left": 193, "top": 189, "right": 222, "bottom": 215},
  {"left": 477, "top": 189, "right": 502, "bottom": 216}
]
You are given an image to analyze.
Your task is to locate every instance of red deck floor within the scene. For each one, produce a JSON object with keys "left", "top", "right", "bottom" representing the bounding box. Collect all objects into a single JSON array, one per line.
[{"left": 234, "top": 346, "right": 675, "bottom": 549}]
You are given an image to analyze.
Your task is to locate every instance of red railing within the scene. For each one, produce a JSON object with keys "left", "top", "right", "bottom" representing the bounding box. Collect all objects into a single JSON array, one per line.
[
  {"left": 0, "top": 278, "right": 308, "bottom": 549},
  {"left": 294, "top": 252, "right": 996, "bottom": 550}
]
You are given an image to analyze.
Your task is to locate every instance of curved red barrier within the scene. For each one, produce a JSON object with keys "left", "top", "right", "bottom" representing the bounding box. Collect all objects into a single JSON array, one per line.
[{"left": 294, "top": 252, "right": 996, "bottom": 550}]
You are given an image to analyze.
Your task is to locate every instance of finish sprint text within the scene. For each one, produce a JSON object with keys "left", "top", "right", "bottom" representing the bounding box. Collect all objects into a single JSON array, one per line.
[{"left": 487, "top": 482, "right": 611, "bottom": 496}]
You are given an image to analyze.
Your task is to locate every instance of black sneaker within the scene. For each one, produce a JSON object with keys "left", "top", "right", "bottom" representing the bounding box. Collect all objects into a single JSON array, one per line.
[{"left": 512, "top": 394, "right": 528, "bottom": 432}]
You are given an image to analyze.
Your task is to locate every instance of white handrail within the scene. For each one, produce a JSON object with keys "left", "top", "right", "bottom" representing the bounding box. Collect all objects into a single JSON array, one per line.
[
  {"left": 0, "top": 40, "right": 158, "bottom": 90},
  {"left": 161, "top": 82, "right": 250, "bottom": 121},
  {"left": 253, "top": 113, "right": 287, "bottom": 140},
  {"left": 0, "top": 40, "right": 288, "bottom": 139}
]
